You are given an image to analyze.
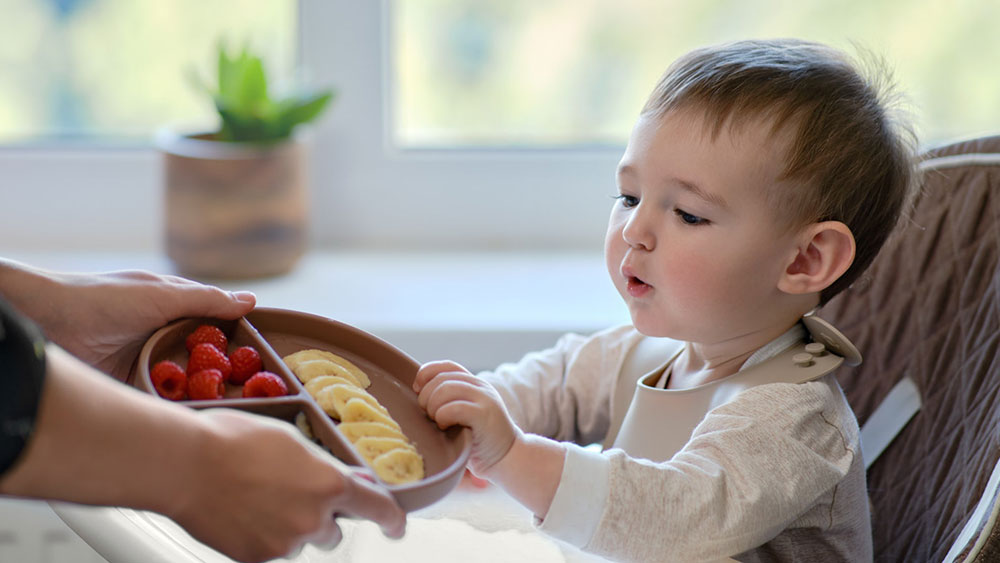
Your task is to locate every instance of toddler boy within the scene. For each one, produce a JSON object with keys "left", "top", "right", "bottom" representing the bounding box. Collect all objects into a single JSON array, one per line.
[{"left": 415, "top": 38, "right": 916, "bottom": 562}]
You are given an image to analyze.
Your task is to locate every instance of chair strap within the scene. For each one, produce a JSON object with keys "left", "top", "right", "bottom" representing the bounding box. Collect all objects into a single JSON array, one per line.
[{"left": 859, "top": 376, "right": 921, "bottom": 469}]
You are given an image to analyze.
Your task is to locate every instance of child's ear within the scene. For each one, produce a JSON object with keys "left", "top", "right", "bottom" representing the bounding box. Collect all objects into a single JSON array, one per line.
[{"left": 778, "top": 221, "right": 856, "bottom": 295}]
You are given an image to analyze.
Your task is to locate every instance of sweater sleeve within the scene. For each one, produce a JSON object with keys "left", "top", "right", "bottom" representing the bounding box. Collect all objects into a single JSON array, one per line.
[
  {"left": 478, "top": 324, "right": 643, "bottom": 447},
  {"left": 544, "top": 376, "right": 860, "bottom": 563}
]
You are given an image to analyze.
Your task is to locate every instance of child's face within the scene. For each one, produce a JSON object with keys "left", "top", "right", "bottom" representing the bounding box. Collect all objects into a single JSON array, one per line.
[{"left": 605, "top": 107, "right": 805, "bottom": 343}]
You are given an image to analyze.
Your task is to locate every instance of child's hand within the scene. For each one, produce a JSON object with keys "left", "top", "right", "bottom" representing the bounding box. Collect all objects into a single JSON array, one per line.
[{"left": 413, "top": 360, "right": 519, "bottom": 477}]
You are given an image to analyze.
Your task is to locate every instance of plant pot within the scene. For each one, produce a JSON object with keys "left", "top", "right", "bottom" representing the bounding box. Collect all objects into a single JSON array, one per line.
[{"left": 156, "top": 130, "right": 308, "bottom": 279}]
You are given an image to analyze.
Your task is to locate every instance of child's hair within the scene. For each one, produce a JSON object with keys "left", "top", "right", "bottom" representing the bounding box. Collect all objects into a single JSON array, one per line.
[{"left": 641, "top": 38, "right": 918, "bottom": 304}]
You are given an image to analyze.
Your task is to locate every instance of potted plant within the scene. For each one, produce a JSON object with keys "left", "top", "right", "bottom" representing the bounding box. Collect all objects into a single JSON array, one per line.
[{"left": 156, "top": 43, "right": 334, "bottom": 279}]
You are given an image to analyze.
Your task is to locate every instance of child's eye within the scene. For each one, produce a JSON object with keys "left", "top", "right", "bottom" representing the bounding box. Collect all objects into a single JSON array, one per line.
[
  {"left": 675, "top": 209, "right": 708, "bottom": 225},
  {"left": 614, "top": 194, "right": 639, "bottom": 208}
]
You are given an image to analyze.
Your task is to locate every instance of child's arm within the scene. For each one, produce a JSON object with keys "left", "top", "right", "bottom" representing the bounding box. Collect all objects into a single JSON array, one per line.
[
  {"left": 414, "top": 360, "right": 567, "bottom": 518},
  {"left": 420, "top": 361, "right": 864, "bottom": 562}
]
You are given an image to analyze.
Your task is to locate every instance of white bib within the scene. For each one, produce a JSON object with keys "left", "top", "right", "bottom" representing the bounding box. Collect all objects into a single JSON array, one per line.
[{"left": 606, "top": 315, "right": 861, "bottom": 463}]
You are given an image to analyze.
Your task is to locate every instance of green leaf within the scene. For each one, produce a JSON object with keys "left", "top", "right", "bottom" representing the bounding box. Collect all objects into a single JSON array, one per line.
[
  {"left": 216, "top": 44, "right": 241, "bottom": 104},
  {"left": 272, "top": 91, "right": 335, "bottom": 138},
  {"left": 236, "top": 55, "right": 269, "bottom": 111},
  {"left": 203, "top": 41, "right": 335, "bottom": 142}
]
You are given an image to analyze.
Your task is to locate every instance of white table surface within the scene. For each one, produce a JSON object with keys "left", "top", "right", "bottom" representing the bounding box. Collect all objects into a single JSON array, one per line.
[
  {"left": 4, "top": 249, "right": 627, "bottom": 562},
  {"left": 53, "top": 479, "right": 610, "bottom": 563}
]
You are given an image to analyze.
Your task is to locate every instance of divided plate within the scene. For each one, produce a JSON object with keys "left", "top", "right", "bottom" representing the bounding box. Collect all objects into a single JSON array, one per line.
[{"left": 132, "top": 307, "right": 471, "bottom": 512}]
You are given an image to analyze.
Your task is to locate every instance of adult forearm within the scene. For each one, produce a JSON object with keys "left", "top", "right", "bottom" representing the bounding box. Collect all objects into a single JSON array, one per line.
[{"left": 0, "top": 345, "right": 205, "bottom": 516}]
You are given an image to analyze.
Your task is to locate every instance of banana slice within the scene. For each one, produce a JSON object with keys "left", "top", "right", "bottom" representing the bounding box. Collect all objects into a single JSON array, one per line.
[
  {"left": 337, "top": 421, "right": 408, "bottom": 443},
  {"left": 282, "top": 349, "right": 335, "bottom": 371},
  {"left": 353, "top": 436, "right": 417, "bottom": 463},
  {"left": 318, "top": 352, "right": 371, "bottom": 388},
  {"left": 339, "top": 397, "right": 401, "bottom": 430},
  {"left": 305, "top": 375, "right": 360, "bottom": 397},
  {"left": 314, "top": 384, "right": 386, "bottom": 420},
  {"left": 294, "top": 412, "right": 314, "bottom": 441},
  {"left": 294, "top": 359, "right": 365, "bottom": 387},
  {"left": 371, "top": 448, "right": 425, "bottom": 485},
  {"left": 285, "top": 348, "right": 424, "bottom": 484},
  {"left": 283, "top": 349, "right": 371, "bottom": 387}
]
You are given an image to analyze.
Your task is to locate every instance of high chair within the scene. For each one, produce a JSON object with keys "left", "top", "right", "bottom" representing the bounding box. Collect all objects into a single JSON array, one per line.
[{"left": 822, "top": 135, "right": 1000, "bottom": 562}]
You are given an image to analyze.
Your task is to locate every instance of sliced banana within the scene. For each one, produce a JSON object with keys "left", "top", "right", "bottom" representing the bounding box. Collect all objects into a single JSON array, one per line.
[
  {"left": 294, "top": 412, "right": 315, "bottom": 441},
  {"left": 305, "top": 375, "right": 360, "bottom": 397},
  {"left": 317, "top": 383, "right": 388, "bottom": 417},
  {"left": 282, "top": 349, "right": 371, "bottom": 387},
  {"left": 339, "top": 397, "right": 401, "bottom": 430},
  {"left": 353, "top": 436, "right": 416, "bottom": 463},
  {"left": 337, "top": 421, "right": 408, "bottom": 443},
  {"left": 294, "top": 359, "right": 364, "bottom": 387},
  {"left": 282, "top": 349, "right": 335, "bottom": 372},
  {"left": 314, "top": 383, "right": 376, "bottom": 419},
  {"left": 287, "top": 348, "right": 425, "bottom": 484},
  {"left": 371, "top": 448, "right": 425, "bottom": 485},
  {"left": 319, "top": 352, "right": 371, "bottom": 388}
]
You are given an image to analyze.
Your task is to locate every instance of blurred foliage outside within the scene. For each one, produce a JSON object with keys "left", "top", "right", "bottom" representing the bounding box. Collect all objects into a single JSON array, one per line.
[
  {"left": 0, "top": 0, "right": 295, "bottom": 144},
  {"left": 1, "top": 0, "right": 998, "bottom": 149},
  {"left": 394, "top": 0, "right": 1000, "bottom": 148}
]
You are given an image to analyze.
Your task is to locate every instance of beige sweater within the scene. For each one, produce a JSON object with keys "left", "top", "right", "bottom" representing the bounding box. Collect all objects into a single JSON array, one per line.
[{"left": 479, "top": 325, "right": 871, "bottom": 563}]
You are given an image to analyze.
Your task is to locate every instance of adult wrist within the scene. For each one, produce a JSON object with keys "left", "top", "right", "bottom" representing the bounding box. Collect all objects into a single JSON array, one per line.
[
  {"left": 0, "top": 260, "right": 59, "bottom": 329},
  {"left": 155, "top": 411, "right": 219, "bottom": 520}
]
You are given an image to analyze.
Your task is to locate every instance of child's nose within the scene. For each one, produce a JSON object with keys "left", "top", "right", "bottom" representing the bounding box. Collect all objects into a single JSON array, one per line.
[{"left": 622, "top": 207, "right": 654, "bottom": 250}]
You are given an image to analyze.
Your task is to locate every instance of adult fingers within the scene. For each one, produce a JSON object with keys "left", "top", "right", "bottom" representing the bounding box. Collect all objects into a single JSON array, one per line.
[
  {"left": 306, "top": 518, "right": 343, "bottom": 552},
  {"left": 333, "top": 471, "right": 406, "bottom": 539},
  {"left": 159, "top": 282, "right": 256, "bottom": 321}
]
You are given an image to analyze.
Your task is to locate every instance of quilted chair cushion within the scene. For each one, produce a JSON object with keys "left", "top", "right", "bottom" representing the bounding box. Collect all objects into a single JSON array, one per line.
[{"left": 822, "top": 135, "right": 1000, "bottom": 562}]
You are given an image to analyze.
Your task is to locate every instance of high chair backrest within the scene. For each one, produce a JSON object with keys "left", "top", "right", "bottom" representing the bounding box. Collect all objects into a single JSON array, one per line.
[{"left": 822, "top": 135, "right": 1000, "bottom": 562}]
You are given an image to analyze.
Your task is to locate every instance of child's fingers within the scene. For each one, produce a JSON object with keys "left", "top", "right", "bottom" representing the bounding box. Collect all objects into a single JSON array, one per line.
[
  {"left": 423, "top": 376, "right": 484, "bottom": 418},
  {"left": 430, "top": 400, "right": 481, "bottom": 430},
  {"left": 415, "top": 369, "right": 474, "bottom": 410},
  {"left": 413, "top": 360, "right": 468, "bottom": 392},
  {"left": 418, "top": 372, "right": 483, "bottom": 412}
]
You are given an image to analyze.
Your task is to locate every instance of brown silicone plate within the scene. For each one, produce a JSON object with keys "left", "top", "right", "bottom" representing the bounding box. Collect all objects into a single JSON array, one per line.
[{"left": 132, "top": 307, "right": 471, "bottom": 512}]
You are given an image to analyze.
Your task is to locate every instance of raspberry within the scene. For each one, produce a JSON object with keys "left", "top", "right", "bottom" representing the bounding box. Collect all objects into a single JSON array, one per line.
[
  {"left": 187, "top": 342, "right": 233, "bottom": 380},
  {"left": 228, "top": 346, "right": 263, "bottom": 385},
  {"left": 185, "top": 324, "right": 228, "bottom": 354},
  {"left": 150, "top": 360, "right": 187, "bottom": 401},
  {"left": 242, "top": 371, "right": 288, "bottom": 398},
  {"left": 188, "top": 368, "right": 225, "bottom": 400}
]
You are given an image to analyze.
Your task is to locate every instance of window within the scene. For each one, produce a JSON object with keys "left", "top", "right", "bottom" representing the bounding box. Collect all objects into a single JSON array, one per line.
[
  {"left": 392, "top": 0, "right": 1000, "bottom": 148},
  {"left": 3, "top": 1, "right": 999, "bottom": 253},
  {"left": 0, "top": 0, "right": 295, "bottom": 144}
]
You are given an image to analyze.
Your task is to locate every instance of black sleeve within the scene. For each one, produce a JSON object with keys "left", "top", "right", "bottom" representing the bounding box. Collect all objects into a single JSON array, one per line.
[{"left": 0, "top": 296, "right": 47, "bottom": 475}]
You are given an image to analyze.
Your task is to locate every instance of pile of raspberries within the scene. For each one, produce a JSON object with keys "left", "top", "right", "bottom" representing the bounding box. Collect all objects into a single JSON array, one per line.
[{"left": 150, "top": 324, "right": 288, "bottom": 401}]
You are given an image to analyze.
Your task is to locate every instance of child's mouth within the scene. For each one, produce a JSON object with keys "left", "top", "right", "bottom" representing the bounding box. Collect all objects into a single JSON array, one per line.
[{"left": 626, "top": 275, "right": 651, "bottom": 296}]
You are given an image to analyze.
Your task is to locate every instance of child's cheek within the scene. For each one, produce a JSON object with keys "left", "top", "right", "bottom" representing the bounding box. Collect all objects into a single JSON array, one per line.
[{"left": 663, "top": 250, "right": 724, "bottom": 300}]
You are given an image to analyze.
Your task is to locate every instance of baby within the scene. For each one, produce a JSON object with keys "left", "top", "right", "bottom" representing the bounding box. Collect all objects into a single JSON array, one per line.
[{"left": 414, "top": 38, "right": 916, "bottom": 562}]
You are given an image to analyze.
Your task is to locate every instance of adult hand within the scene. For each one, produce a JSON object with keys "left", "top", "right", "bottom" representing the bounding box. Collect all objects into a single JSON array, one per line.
[
  {"left": 170, "top": 409, "right": 405, "bottom": 562},
  {"left": 414, "top": 360, "right": 519, "bottom": 476},
  {"left": 0, "top": 261, "right": 254, "bottom": 379},
  {"left": 0, "top": 346, "right": 405, "bottom": 563}
]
